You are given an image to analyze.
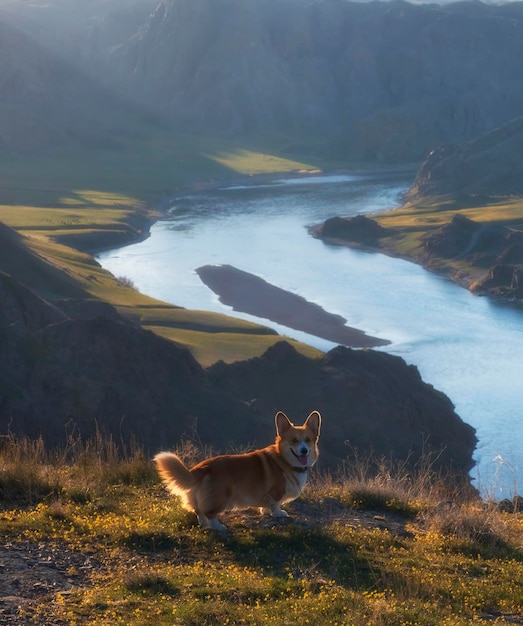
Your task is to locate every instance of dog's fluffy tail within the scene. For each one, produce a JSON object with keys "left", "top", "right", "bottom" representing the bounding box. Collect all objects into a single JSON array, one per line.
[{"left": 154, "top": 452, "right": 196, "bottom": 510}]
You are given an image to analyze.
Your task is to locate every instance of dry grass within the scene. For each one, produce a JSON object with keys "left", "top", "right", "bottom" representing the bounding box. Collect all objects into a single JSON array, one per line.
[
  {"left": 367, "top": 196, "right": 523, "bottom": 290},
  {"left": 1, "top": 435, "right": 523, "bottom": 625}
]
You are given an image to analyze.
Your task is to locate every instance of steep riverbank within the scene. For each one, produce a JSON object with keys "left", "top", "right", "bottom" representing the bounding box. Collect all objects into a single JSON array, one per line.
[{"left": 312, "top": 203, "right": 523, "bottom": 308}]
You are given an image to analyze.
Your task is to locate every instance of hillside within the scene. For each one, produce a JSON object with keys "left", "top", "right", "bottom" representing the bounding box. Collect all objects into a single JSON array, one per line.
[
  {"left": 1, "top": 440, "right": 522, "bottom": 625},
  {"left": 0, "top": 222, "right": 90, "bottom": 299},
  {"left": 0, "top": 266, "right": 476, "bottom": 474},
  {"left": 3, "top": 0, "right": 523, "bottom": 160},
  {"left": 0, "top": 4, "right": 151, "bottom": 153},
  {"left": 405, "top": 117, "right": 523, "bottom": 201},
  {"left": 398, "top": 118, "right": 523, "bottom": 301},
  {"left": 313, "top": 113, "right": 523, "bottom": 304}
]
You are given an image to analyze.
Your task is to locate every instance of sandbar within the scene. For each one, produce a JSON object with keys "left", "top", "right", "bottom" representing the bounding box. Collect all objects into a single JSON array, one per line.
[{"left": 196, "top": 264, "right": 389, "bottom": 348}]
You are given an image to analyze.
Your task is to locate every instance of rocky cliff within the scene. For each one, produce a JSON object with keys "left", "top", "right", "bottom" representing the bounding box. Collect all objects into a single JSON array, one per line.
[
  {"left": 3, "top": 0, "right": 523, "bottom": 161},
  {"left": 422, "top": 214, "right": 523, "bottom": 300},
  {"left": 0, "top": 270, "right": 476, "bottom": 475},
  {"left": 405, "top": 117, "right": 523, "bottom": 201},
  {"left": 315, "top": 208, "right": 523, "bottom": 303},
  {"left": 395, "top": 117, "right": 523, "bottom": 302}
]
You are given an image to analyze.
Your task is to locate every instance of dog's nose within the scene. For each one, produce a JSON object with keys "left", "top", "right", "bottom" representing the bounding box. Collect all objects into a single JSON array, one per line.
[{"left": 299, "top": 445, "right": 308, "bottom": 456}]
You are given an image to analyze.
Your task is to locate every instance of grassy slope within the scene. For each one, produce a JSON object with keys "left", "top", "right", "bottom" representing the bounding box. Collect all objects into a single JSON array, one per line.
[
  {"left": 368, "top": 195, "right": 523, "bottom": 289},
  {"left": 0, "top": 134, "right": 324, "bottom": 365},
  {"left": 1, "top": 439, "right": 522, "bottom": 625}
]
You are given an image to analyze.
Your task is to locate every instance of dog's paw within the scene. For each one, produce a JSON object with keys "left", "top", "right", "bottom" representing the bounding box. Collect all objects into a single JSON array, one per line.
[
  {"left": 272, "top": 508, "right": 289, "bottom": 518},
  {"left": 208, "top": 518, "right": 228, "bottom": 532},
  {"left": 198, "top": 514, "right": 228, "bottom": 532}
]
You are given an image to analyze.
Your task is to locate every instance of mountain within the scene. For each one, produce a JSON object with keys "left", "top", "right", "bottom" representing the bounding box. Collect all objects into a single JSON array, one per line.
[
  {"left": 0, "top": 1, "right": 155, "bottom": 152},
  {"left": 108, "top": 0, "right": 523, "bottom": 160},
  {"left": 3, "top": 0, "right": 523, "bottom": 160},
  {"left": 0, "top": 267, "right": 476, "bottom": 475}
]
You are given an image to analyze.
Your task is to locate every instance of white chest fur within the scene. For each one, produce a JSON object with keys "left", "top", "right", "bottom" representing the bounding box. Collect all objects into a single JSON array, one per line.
[{"left": 284, "top": 470, "right": 308, "bottom": 501}]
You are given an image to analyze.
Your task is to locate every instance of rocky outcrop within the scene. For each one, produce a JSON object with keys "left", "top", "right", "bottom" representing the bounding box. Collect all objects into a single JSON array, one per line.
[
  {"left": 472, "top": 265, "right": 523, "bottom": 300},
  {"left": 0, "top": 273, "right": 476, "bottom": 475},
  {"left": 421, "top": 214, "right": 523, "bottom": 301},
  {"left": 319, "top": 215, "right": 389, "bottom": 244},
  {"left": 421, "top": 214, "right": 523, "bottom": 262},
  {"left": 209, "top": 341, "right": 477, "bottom": 474}
]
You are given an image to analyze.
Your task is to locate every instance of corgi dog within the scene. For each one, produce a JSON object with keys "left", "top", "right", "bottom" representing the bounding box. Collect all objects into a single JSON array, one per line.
[{"left": 154, "top": 410, "right": 321, "bottom": 531}]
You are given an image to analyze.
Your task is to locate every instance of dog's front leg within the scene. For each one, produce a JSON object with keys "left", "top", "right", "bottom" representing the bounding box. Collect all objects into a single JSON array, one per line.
[
  {"left": 259, "top": 494, "right": 289, "bottom": 518},
  {"left": 270, "top": 504, "right": 289, "bottom": 518},
  {"left": 197, "top": 512, "right": 227, "bottom": 532}
]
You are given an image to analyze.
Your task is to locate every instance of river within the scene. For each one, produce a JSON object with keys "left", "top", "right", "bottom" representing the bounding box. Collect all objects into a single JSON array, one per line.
[{"left": 97, "top": 170, "right": 523, "bottom": 498}]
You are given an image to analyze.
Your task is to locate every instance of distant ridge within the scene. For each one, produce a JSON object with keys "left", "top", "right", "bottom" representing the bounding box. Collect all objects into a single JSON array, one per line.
[{"left": 3, "top": 0, "right": 523, "bottom": 160}]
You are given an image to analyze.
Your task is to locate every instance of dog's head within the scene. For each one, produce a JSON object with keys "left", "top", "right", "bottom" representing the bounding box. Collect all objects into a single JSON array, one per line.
[{"left": 275, "top": 410, "right": 321, "bottom": 469}]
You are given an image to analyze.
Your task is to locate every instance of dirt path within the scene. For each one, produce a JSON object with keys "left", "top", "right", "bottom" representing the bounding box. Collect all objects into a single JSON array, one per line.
[{"left": 0, "top": 540, "right": 99, "bottom": 625}]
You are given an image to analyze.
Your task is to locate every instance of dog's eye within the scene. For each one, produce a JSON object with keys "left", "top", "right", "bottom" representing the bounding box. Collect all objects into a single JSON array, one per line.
[
  {"left": 291, "top": 437, "right": 298, "bottom": 444},
  {"left": 305, "top": 437, "right": 311, "bottom": 443}
]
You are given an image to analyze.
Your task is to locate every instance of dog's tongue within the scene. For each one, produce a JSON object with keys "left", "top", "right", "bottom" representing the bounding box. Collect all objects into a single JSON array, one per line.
[{"left": 298, "top": 454, "right": 308, "bottom": 466}]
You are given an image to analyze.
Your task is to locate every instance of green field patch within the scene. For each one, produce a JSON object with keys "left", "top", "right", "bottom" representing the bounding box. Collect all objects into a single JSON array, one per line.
[
  {"left": 0, "top": 137, "right": 340, "bottom": 367},
  {"left": 206, "top": 148, "right": 318, "bottom": 175},
  {"left": 144, "top": 325, "right": 321, "bottom": 367}
]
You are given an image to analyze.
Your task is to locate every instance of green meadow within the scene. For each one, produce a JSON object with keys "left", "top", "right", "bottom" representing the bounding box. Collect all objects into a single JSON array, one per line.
[
  {"left": 1, "top": 436, "right": 522, "bottom": 625},
  {"left": 0, "top": 134, "right": 323, "bottom": 366}
]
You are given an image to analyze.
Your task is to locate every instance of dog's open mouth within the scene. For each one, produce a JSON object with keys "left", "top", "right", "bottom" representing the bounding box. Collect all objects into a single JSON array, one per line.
[{"left": 291, "top": 449, "right": 309, "bottom": 466}]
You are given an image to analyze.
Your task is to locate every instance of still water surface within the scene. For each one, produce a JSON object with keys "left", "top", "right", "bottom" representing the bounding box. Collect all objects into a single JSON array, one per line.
[{"left": 97, "top": 171, "right": 523, "bottom": 497}]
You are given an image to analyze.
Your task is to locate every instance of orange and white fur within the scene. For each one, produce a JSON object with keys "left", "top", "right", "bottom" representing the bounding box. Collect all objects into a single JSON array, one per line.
[{"left": 154, "top": 410, "right": 321, "bottom": 531}]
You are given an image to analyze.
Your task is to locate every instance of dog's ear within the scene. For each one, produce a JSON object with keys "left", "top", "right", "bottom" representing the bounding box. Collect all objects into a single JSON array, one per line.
[
  {"left": 275, "top": 411, "right": 293, "bottom": 436},
  {"left": 304, "top": 410, "right": 321, "bottom": 439}
]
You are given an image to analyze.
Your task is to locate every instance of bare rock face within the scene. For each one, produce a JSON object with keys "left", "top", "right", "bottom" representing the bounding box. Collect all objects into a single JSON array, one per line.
[
  {"left": 421, "top": 214, "right": 519, "bottom": 261},
  {"left": 108, "top": 0, "right": 523, "bottom": 160},
  {"left": 421, "top": 214, "right": 523, "bottom": 301},
  {"left": 0, "top": 273, "right": 476, "bottom": 476},
  {"left": 472, "top": 265, "right": 523, "bottom": 300}
]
